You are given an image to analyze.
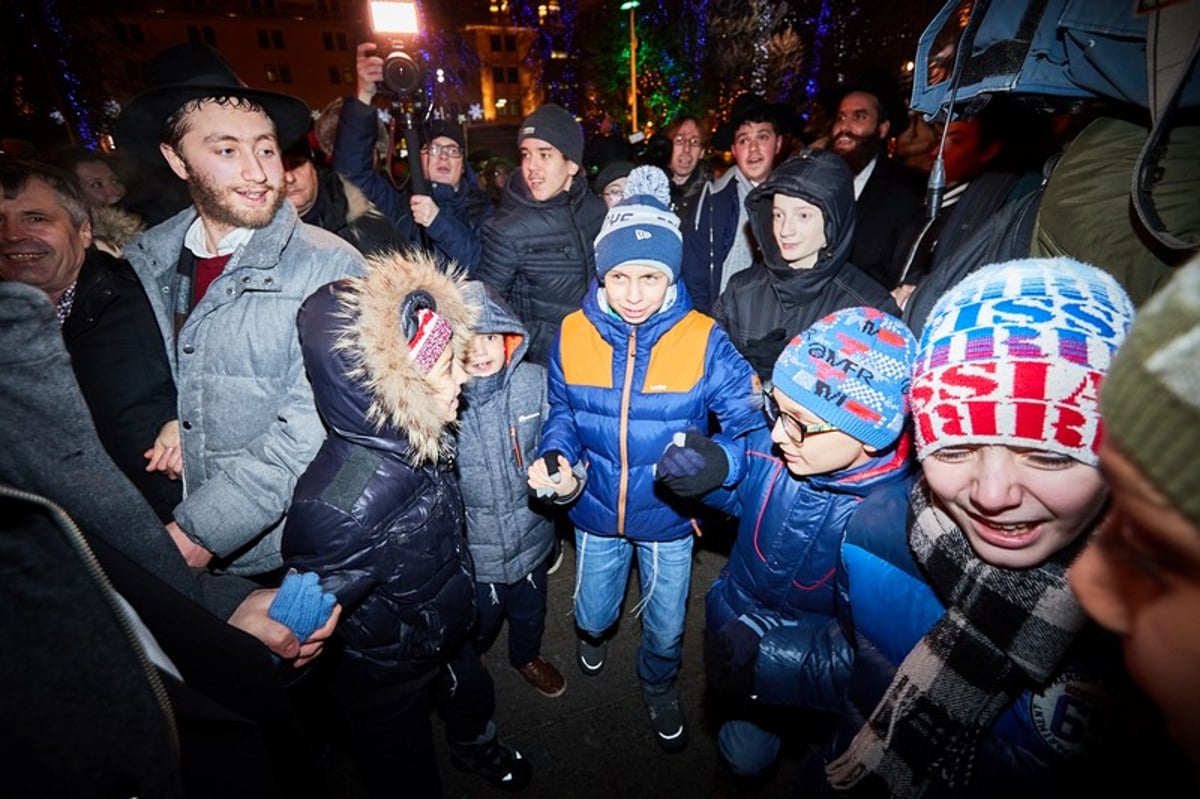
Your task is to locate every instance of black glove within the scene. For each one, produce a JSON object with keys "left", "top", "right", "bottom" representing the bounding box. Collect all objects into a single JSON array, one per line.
[
  {"left": 533, "top": 449, "right": 564, "bottom": 499},
  {"left": 703, "top": 614, "right": 780, "bottom": 698},
  {"left": 656, "top": 430, "right": 728, "bottom": 498},
  {"left": 739, "top": 327, "right": 789, "bottom": 378}
]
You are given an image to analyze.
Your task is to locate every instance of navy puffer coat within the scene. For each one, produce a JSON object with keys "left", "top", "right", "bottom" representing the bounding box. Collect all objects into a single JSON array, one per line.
[{"left": 282, "top": 253, "right": 478, "bottom": 686}]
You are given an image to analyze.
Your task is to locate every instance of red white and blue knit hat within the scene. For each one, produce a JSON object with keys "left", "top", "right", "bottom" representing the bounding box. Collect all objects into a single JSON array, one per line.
[
  {"left": 911, "top": 257, "right": 1135, "bottom": 465},
  {"left": 407, "top": 306, "right": 454, "bottom": 374},
  {"left": 593, "top": 165, "right": 683, "bottom": 283},
  {"left": 772, "top": 306, "right": 917, "bottom": 450}
]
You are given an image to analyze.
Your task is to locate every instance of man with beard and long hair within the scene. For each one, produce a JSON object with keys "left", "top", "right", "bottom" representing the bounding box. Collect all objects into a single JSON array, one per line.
[
  {"left": 828, "top": 87, "right": 923, "bottom": 290},
  {"left": 118, "top": 44, "right": 366, "bottom": 576}
]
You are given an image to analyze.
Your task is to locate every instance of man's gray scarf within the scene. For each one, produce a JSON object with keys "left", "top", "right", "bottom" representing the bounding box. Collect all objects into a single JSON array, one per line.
[{"left": 826, "top": 479, "right": 1089, "bottom": 797}]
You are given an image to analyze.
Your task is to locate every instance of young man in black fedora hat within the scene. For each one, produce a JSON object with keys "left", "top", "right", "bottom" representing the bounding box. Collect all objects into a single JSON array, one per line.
[
  {"left": 680, "top": 93, "right": 795, "bottom": 314},
  {"left": 117, "top": 43, "right": 366, "bottom": 578}
]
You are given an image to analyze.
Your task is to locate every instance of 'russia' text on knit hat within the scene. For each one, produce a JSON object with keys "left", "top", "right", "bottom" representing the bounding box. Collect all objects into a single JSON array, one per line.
[
  {"left": 1101, "top": 256, "right": 1200, "bottom": 527},
  {"left": 518, "top": 103, "right": 584, "bottom": 165},
  {"left": 593, "top": 166, "right": 683, "bottom": 283},
  {"left": 911, "top": 257, "right": 1135, "bottom": 466},
  {"left": 772, "top": 306, "right": 917, "bottom": 450}
]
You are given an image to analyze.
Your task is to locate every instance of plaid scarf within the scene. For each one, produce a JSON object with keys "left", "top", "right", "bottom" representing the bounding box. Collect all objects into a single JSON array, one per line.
[{"left": 825, "top": 479, "right": 1089, "bottom": 797}]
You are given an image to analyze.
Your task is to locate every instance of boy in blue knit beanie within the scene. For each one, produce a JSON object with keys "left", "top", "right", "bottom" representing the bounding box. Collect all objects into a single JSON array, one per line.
[
  {"left": 528, "top": 166, "right": 761, "bottom": 753},
  {"left": 672, "top": 305, "right": 917, "bottom": 780}
]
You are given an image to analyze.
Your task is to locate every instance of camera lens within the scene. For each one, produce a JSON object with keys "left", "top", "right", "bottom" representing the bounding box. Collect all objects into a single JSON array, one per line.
[{"left": 383, "top": 50, "right": 422, "bottom": 96}]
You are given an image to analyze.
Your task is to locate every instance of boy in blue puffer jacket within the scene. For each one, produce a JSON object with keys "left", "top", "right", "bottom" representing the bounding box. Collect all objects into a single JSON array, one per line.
[
  {"left": 688, "top": 307, "right": 916, "bottom": 780},
  {"left": 527, "top": 166, "right": 761, "bottom": 753},
  {"left": 457, "top": 280, "right": 565, "bottom": 699}
]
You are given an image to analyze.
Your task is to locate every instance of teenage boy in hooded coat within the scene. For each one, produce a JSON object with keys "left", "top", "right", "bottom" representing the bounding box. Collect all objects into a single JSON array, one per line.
[{"left": 713, "top": 149, "right": 898, "bottom": 382}]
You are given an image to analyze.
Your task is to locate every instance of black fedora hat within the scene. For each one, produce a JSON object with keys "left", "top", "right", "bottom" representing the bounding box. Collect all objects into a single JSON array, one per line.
[
  {"left": 824, "top": 67, "right": 911, "bottom": 136},
  {"left": 117, "top": 43, "right": 312, "bottom": 164},
  {"left": 711, "top": 93, "right": 800, "bottom": 150}
]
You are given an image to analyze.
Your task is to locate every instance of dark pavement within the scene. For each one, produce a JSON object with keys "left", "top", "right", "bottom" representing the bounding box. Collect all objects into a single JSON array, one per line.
[{"left": 319, "top": 530, "right": 815, "bottom": 798}]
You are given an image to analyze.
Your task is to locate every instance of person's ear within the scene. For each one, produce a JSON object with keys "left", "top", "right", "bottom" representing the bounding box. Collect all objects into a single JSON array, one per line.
[
  {"left": 78, "top": 217, "right": 93, "bottom": 250},
  {"left": 160, "top": 144, "right": 189, "bottom": 181},
  {"left": 980, "top": 139, "right": 1002, "bottom": 165},
  {"left": 877, "top": 119, "right": 891, "bottom": 141},
  {"left": 567, "top": 160, "right": 580, "bottom": 177}
]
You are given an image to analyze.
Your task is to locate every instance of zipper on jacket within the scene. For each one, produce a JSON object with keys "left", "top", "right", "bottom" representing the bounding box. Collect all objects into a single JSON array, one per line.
[
  {"left": 616, "top": 327, "right": 637, "bottom": 535},
  {"left": 0, "top": 483, "right": 181, "bottom": 759},
  {"left": 509, "top": 423, "right": 524, "bottom": 470}
]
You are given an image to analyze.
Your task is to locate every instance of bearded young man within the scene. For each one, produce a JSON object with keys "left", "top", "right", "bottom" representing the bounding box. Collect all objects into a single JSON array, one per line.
[
  {"left": 118, "top": 43, "right": 365, "bottom": 576},
  {"left": 828, "top": 88, "right": 923, "bottom": 290}
]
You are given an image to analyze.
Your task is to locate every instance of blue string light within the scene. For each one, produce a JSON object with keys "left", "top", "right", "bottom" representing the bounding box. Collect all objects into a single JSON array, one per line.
[{"left": 40, "top": 0, "right": 95, "bottom": 146}]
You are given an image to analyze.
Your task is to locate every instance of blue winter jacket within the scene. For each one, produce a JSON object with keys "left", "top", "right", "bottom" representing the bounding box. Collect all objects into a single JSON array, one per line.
[
  {"left": 705, "top": 431, "right": 912, "bottom": 709},
  {"left": 680, "top": 167, "right": 748, "bottom": 315},
  {"left": 333, "top": 97, "right": 490, "bottom": 271},
  {"left": 539, "top": 280, "right": 761, "bottom": 542},
  {"left": 818, "top": 484, "right": 1192, "bottom": 797}
]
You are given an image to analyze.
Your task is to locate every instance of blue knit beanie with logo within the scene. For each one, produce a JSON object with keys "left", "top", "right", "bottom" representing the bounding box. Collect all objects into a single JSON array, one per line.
[
  {"left": 593, "top": 165, "right": 683, "bottom": 283},
  {"left": 772, "top": 306, "right": 917, "bottom": 450}
]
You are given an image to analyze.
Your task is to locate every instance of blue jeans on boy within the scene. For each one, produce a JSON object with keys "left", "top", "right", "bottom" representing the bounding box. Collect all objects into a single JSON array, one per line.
[
  {"left": 573, "top": 529, "right": 693, "bottom": 687},
  {"left": 474, "top": 555, "right": 550, "bottom": 668}
]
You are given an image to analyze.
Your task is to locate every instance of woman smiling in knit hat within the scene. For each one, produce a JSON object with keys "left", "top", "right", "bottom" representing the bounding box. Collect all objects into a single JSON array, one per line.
[{"left": 819, "top": 257, "right": 1193, "bottom": 797}]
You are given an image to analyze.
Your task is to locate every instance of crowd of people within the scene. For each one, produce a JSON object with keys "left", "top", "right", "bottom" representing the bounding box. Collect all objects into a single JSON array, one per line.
[{"left": 2, "top": 32, "right": 1198, "bottom": 799}]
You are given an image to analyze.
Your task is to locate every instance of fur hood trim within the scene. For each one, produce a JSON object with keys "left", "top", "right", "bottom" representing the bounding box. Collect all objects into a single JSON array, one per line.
[
  {"left": 90, "top": 205, "right": 145, "bottom": 254},
  {"left": 333, "top": 249, "right": 477, "bottom": 466}
]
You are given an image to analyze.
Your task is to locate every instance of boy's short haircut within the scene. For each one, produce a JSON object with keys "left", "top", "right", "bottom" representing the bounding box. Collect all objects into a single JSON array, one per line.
[
  {"left": 772, "top": 306, "right": 916, "bottom": 450},
  {"left": 910, "top": 257, "right": 1135, "bottom": 465}
]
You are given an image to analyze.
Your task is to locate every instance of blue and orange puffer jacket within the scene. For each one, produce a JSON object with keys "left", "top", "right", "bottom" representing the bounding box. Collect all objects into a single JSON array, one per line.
[{"left": 539, "top": 279, "right": 761, "bottom": 542}]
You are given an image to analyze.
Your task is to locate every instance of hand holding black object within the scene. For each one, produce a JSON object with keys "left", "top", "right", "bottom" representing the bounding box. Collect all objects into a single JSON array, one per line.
[{"left": 656, "top": 430, "right": 728, "bottom": 498}]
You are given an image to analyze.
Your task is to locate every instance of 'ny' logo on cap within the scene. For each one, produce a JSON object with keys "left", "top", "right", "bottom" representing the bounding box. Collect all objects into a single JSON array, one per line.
[{"left": 635, "top": 229, "right": 652, "bottom": 240}]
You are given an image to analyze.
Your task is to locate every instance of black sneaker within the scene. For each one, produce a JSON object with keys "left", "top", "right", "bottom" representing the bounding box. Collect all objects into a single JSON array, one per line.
[
  {"left": 642, "top": 683, "right": 688, "bottom": 753},
  {"left": 449, "top": 737, "right": 532, "bottom": 791},
  {"left": 576, "top": 637, "right": 607, "bottom": 676}
]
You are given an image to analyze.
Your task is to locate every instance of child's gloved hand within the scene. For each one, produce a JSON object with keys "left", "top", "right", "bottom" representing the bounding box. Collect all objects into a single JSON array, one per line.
[
  {"left": 656, "top": 430, "right": 728, "bottom": 497},
  {"left": 704, "top": 613, "right": 779, "bottom": 698},
  {"left": 528, "top": 450, "right": 579, "bottom": 500},
  {"left": 268, "top": 570, "right": 337, "bottom": 644}
]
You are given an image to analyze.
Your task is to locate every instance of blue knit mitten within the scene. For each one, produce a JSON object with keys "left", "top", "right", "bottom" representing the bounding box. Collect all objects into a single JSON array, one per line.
[{"left": 268, "top": 570, "right": 337, "bottom": 642}]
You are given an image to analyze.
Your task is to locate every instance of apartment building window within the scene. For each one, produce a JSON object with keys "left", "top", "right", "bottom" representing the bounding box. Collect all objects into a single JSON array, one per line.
[
  {"left": 337, "top": 32, "right": 348, "bottom": 50},
  {"left": 493, "top": 67, "right": 505, "bottom": 85},
  {"left": 116, "top": 22, "right": 146, "bottom": 44},
  {"left": 258, "top": 29, "right": 285, "bottom": 49},
  {"left": 266, "top": 64, "right": 293, "bottom": 84},
  {"left": 507, "top": 67, "right": 518, "bottom": 84},
  {"left": 504, "top": 34, "right": 516, "bottom": 52},
  {"left": 328, "top": 65, "right": 341, "bottom": 83},
  {"left": 489, "top": 34, "right": 501, "bottom": 52},
  {"left": 323, "top": 32, "right": 333, "bottom": 50}
]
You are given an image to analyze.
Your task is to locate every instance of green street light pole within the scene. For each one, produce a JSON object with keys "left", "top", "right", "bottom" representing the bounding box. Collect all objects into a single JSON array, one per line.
[{"left": 620, "top": 0, "right": 640, "bottom": 132}]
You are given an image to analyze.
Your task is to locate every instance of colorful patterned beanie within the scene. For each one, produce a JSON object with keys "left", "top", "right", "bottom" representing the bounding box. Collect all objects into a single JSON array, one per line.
[{"left": 772, "top": 306, "right": 917, "bottom": 450}]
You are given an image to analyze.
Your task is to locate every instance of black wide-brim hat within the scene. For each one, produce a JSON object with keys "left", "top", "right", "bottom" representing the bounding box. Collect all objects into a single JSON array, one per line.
[
  {"left": 711, "top": 93, "right": 801, "bottom": 150},
  {"left": 823, "top": 67, "right": 911, "bottom": 136},
  {"left": 117, "top": 43, "right": 312, "bottom": 164}
]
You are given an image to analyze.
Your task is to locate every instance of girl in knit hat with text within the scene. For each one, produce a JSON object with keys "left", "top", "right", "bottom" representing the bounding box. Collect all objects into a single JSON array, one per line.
[
  {"left": 282, "top": 253, "right": 531, "bottom": 796},
  {"left": 527, "top": 166, "right": 760, "bottom": 753},
  {"left": 819, "top": 258, "right": 1192, "bottom": 798}
]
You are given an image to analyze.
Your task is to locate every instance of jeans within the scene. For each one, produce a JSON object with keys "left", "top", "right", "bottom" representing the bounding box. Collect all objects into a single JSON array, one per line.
[
  {"left": 474, "top": 555, "right": 550, "bottom": 668},
  {"left": 573, "top": 529, "right": 694, "bottom": 687}
]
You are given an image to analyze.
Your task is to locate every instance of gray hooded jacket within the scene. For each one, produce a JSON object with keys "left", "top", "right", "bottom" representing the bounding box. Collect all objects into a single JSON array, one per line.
[{"left": 456, "top": 282, "right": 555, "bottom": 585}]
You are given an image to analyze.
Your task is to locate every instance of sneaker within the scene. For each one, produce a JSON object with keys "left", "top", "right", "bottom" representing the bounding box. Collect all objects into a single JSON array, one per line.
[
  {"left": 449, "top": 736, "right": 532, "bottom": 791},
  {"left": 517, "top": 656, "right": 566, "bottom": 698},
  {"left": 642, "top": 683, "right": 688, "bottom": 753},
  {"left": 576, "top": 637, "right": 607, "bottom": 676}
]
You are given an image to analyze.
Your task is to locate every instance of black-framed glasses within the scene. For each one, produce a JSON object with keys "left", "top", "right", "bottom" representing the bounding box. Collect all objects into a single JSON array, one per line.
[
  {"left": 673, "top": 135, "right": 704, "bottom": 150},
  {"left": 762, "top": 388, "right": 839, "bottom": 444},
  {"left": 422, "top": 143, "right": 463, "bottom": 159}
]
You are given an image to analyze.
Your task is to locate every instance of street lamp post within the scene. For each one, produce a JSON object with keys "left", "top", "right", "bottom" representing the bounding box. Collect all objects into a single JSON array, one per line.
[{"left": 620, "top": 0, "right": 639, "bottom": 132}]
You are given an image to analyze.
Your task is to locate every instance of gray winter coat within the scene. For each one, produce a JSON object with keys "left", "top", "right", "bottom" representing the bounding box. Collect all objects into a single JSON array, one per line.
[
  {"left": 456, "top": 282, "right": 555, "bottom": 585},
  {"left": 126, "top": 203, "right": 366, "bottom": 574}
]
